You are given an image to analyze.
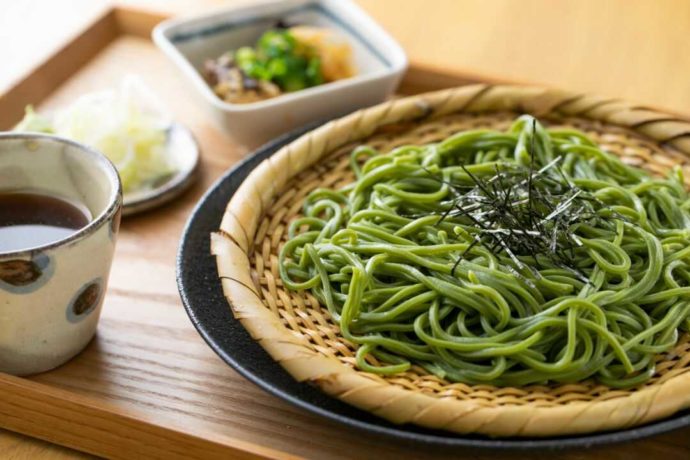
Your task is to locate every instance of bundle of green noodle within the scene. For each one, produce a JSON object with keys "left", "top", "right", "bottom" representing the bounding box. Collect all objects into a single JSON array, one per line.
[{"left": 279, "top": 115, "right": 690, "bottom": 387}]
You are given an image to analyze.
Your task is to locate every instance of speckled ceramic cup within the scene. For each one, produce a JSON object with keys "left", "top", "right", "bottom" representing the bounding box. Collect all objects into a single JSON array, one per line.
[{"left": 0, "top": 133, "right": 122, "bottom": 375}]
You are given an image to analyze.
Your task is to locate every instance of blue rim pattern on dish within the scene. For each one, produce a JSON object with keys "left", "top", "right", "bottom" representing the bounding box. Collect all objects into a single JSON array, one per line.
[
  {"left": 176, "top": 123, "right": 690, "bottom": 451},
  {"left": 168, "top": 2, "right": 392, "bottom": 68}
]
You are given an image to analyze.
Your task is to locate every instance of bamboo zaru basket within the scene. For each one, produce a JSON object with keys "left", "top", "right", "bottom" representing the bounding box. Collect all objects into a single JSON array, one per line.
[{"left": 212, "top": 84, "right": 690, "bottom": 437}]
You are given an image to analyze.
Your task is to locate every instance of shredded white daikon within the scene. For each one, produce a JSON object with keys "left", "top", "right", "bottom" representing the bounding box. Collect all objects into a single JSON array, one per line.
[{"left": 16, "top": 76, "right": 173, "bottom": 193}]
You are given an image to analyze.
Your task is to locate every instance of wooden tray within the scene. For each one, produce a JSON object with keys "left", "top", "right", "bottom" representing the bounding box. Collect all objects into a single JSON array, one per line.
[{"left": 1, "top": 6, "right": 689, "bottom": 459}]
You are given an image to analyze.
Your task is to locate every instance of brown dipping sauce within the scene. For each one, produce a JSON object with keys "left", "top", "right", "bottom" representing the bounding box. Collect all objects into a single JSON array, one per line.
[{"left": 0, "top": 191, "right": 91, "bottom": 253}]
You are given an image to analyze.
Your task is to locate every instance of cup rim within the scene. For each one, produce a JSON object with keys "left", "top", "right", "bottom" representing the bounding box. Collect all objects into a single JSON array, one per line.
[{"left": 0, "top": 132, "right": 122, "bottom": 258}]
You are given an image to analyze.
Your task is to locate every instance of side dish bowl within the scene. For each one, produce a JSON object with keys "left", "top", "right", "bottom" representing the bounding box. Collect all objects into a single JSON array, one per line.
[{"left": 153, "top": 0, "right": 407, "bottom": 147}]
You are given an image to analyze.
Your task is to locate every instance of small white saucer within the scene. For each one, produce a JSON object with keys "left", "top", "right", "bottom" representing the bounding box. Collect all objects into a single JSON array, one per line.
[{"left": 122, "top": 122, "right": 200, "bottom": 216}]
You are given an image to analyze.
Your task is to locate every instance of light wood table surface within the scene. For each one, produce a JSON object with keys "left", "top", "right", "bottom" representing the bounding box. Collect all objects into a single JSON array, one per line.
[{"left": 2, "top": 0, "right": 690, "bottom": 458}]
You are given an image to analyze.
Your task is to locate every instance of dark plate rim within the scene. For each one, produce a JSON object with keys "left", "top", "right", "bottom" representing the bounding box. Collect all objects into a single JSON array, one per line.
[{"left": 176, "top": 123, "right": 690, "bottom": 451}]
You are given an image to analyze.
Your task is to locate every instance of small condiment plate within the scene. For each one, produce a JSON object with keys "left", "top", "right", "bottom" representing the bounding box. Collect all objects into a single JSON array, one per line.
[{"left": 122, "top": 122, "right": 200, "bottom": 216}]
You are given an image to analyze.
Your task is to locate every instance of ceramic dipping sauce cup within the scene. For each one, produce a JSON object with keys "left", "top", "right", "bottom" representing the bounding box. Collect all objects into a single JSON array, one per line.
[{"left": 0, "top": 133, "right": 122, "bottom": 376}]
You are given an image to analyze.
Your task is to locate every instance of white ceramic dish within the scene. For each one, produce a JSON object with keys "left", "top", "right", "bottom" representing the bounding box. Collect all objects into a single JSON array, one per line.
[
  {"left": 153, "top": 0, "right": 407, "bottom": 147},
  {"left": 122, "top": 122, "right": 199, "bottom": 216}
]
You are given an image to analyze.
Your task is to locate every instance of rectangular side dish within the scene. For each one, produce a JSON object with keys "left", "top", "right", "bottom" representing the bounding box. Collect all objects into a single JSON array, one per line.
[{"left": 154, "top": 0, "right": 408, "bottom": 147}]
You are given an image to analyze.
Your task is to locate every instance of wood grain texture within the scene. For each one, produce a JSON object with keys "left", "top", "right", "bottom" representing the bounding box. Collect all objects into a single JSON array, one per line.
[
  {"left": 109, "top": 0, "right": 690, "bottom": 117},
  {"left": 356, "top": 0, "right": 690, "bottom": 117},
  {"left": 0, "top": 429, "right": 94, "bottom": 460},
  {"left": 0, "top": 373, "right": 288, "bottom": 460},
  {"left": 1, "top": 3, "right": 690, "bottom": 459},
  {"left": 0, "top": 8, "right": 119, "bottom": 129},
  {"left": 4, "top": 0, "right": 690, "bottom": 117},
  {"left": 0, "top": 0, "right": 110, "bottom": 95}
]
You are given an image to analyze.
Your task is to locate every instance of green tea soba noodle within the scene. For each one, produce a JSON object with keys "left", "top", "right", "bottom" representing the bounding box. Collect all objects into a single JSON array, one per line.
[{"left": 279, "top": 115, "right": 690, "bottom": 387}]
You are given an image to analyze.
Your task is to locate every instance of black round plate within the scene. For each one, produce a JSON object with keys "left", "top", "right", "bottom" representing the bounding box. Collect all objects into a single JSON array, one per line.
[{"left": 176, "top": 124, "right": 690, "bottom": 451}]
